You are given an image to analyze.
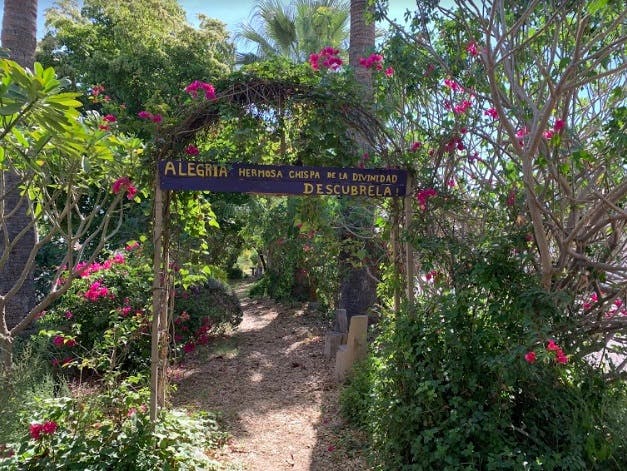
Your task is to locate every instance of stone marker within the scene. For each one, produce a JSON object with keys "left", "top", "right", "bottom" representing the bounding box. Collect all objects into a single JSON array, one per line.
[{"left": 334, "top": 315, "right": 368, "bottom": 381}]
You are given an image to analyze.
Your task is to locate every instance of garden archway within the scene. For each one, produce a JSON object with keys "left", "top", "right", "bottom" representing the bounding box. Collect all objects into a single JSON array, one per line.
[{"left": 148, "top": 66, "right": 412, "bottom": 419}]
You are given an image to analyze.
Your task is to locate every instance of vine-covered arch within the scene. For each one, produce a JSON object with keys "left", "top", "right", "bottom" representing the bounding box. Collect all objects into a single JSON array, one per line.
[{"left": 148, "top": 62, "right": 408, "bottom": 419}]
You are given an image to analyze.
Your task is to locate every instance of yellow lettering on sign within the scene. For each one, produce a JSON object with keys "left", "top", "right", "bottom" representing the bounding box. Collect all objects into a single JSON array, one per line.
[
  {"left": 303, "top": 183, "right": 314, "bottom": 194},
  {"left": 164, "top": 161, "right": 176, "bottom": 175}
]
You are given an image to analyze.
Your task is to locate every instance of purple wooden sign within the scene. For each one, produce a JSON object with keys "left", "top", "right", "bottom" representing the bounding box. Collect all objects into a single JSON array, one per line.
[{"left": 159, "top": 161, "right": 407, "bottom": 197}]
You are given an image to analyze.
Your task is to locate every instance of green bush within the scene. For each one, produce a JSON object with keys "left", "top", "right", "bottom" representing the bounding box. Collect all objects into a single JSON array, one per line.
[
  {"left": 0, "top": 374, "right": 230, "bottom": 470},
  {"left": 341, "top": 250, "right": 627, "bottom": 470}
]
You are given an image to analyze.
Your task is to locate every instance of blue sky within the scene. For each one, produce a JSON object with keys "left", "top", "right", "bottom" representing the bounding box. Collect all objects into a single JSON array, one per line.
[{"left": 0, "top": 0, "right": 417, "bottom": 41}]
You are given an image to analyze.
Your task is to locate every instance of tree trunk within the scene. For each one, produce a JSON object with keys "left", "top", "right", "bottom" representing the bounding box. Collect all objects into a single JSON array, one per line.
[
  {"left": 337, "top": 0, "right": 376, "bottom": 319},
  {"left": 1, "top": 0, "right": 38, "bottom": 331}
]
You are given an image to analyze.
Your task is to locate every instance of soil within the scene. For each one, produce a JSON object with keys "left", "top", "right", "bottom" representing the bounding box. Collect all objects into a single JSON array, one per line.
[{"left": 171, "top": 282, "right": 369, "bottom": 471}]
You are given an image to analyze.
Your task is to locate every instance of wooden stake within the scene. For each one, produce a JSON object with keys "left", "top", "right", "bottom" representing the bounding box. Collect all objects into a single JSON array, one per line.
[
  {"left": 404, "top": 175, "right": 414, "bottom": 307},
  {"left": 150, "top": 171, "right": 164, "bottom": 422}
]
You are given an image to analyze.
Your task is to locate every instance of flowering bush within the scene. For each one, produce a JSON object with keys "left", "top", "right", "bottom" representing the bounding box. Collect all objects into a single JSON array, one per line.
[
  {"left": 0, "top": 375, "right": 229, "bottom": 470},
  {"left": 341, "top": 246, "right": 627, "bottom": 469}
]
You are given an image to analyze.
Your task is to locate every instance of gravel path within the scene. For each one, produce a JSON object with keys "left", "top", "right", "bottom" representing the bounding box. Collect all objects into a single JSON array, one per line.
[{"left": 172, "top": 284, "right": 368, "bottom": 470}]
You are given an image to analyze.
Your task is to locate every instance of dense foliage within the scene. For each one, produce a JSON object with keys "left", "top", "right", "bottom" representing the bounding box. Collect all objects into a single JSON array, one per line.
[{"left": 342, "top": 246, "right": 627, "bottom": 469}]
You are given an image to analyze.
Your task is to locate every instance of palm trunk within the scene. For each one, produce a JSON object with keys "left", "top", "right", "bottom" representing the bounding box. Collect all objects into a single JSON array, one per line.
[{"left": 337, "top": 0, "right": 376, "bottom": 319}]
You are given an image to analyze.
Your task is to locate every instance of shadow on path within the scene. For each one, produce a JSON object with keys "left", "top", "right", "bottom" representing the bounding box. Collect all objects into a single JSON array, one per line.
[{"left": 172, "top": 282, "right": 368, "bottom": 470}]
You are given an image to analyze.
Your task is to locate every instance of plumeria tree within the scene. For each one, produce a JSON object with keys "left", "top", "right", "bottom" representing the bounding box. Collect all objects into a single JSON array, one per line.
[
  {"left": 374, "top": 0, "right": 626, "bottom": 372},
  {"left": 0, "top": 59, "right": 143, "bottom": 370}
]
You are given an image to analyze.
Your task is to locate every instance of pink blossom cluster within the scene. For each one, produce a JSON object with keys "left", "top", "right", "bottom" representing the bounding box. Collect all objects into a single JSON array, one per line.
[
  {"left": 84, "top": 280, "right": 112, "bottom": 302},
  {"left": 29, "top": 421, "right": 58, "bottom": 440},
  {"left": 416, "top": 188, "right": 437, "bottom": 210},
  {"left": 309, "top": 47, "right": 343, "bottom": 71},
  {"left": 184, "top": 80, "right": 216, "bottom": 100},
  {"left": 52, "top": 334, "right": 77, "bottom": 347},
  {"left": 525, "top": 339, "right": 568, "bottom": 365},
  {"left": 112, "top": 176, "right": 138, "bottom": 200},
  {"left": 484, "top": 107, "right": 499, "bottom": 120},
  {"left": 410, "top": 141, "right": 422, "bottom": 152},
  {"left": 137, "top": 110, "right": 163, "bottom": 123},
  {"left": 359, "top": 53, "right": 384, "bottom": 70},
  {"left": 543, "top": 119, "right": 565, "bottom": 139},
  {"left": 125, "top": 241, "right": 140, "bottom": 251},
  {"left": 443, "top": 135, "right": 465, "bottom": 153},
  {"left": 74, "top": 253, "right": 125, "bottom": 278},
  {"left": 466, "top": 41, "right": 480, "bottom": 57},
  {"left": 185, "top": 144, "right": 199, "bottom": 156},
  {"left": 582, "top": 292, "right": 626, "bottom": 317},
  {"left": 425, "top": 270, "right": 438, "bottom": 282},
  {"left": 99, "top": 113, "right": 117, "bottom": 131}
]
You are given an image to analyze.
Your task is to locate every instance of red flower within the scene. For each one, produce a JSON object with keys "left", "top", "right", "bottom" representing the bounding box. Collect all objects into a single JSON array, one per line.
[
  {"left": 556, "top": 351, "right": 569, "bottom": 364},
  {"left": 103, "top": 114, "right": 117, "bottom": 123},
  {"left": 543, "top": 129, "right": 554, "bottom": 139},
  {"left": 185, "top": 144, "right": 199, "bottom": 156},
  {"left": 524, "top": 351, "right": 536, "bottom": 364},
  {"left": 138, "top": 110, "right": 152, "bottom": 120},
  {"left": 553, "top": 119, "right": 565, "bottom": 132},
  {"left": 309, "top": 53, "right": 320, "bottom": 71},
  {"left": 183, "top": 342, "right": 196, "bottom": 353},
  {"left": 42, "top": 421, "right": 58, "bottom": 435},
  {"left": 185, "top": 80, "right": 216, "bottom": 100},
  {"left": 29, "top": 423, "right": 43, "bottom": 440},
  {"left": 546, "top": 339, "right": 560, "bottom": 352},
  {"left": 484, "top": 108, "right": 499, "bottom": 119},
  {"left": 53, "top": 335, "right": 65, "bottom": 346},
  {"left": 151, "top": 113, "right": 163, "bottom": 123},
  {"left": 384, "top": 66, "right": 394, "bottom": 77},
  {"left": 466, "top": 41, "right": 479, "bottom": 57},
  {"left": 410, "top": 141, "right": 422, "bottom": 152}
]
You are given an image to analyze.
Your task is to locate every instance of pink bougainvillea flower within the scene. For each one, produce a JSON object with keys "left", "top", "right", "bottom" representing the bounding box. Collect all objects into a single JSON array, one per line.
[
  {"left": 98, "top": 124, "right": 110, "bottom": 131},
  {"left": 484, "top": 107, "right": 499, "bottom": 119},
  {"left": 185, "top": 144, "right": 199, "bottom": 156},
  {"left": 53, "top": 335, "right": 65, "bottom": 347},
  {"left": 103, "top": 114, "right": 117, "bottom": 123},
  {"left": 320, "top": 46, "right": 339, "bottom": 56},
  {"left": 466, "top": 41, "right": 479, "bottom": 57},
  {"left": 125, "top": 241, "right": 140, "bottom": 251},
  {"left": 84, "top": 280, "right": 110, "bottom": 302},
  {"left": 323, "top": 55, "right": 343, "bottom": 70},
  {"left": 556, "top": 351, "right": 569, "bottom": 364},
  {"left": 359, "top": 53, "right": 384, "bottom": 70},
  {"left": 29, "top": 423, "right": 43, "bottom": 440},
  {"left": 515, "top": 127, "right": 528, "bottom": 139},
  {"left": 546, "top": 339, "right": 560, "bottom": 351},
  {"left": 112, "top": 177, "right": 131, "bottom": 194},
  {"left": 543, "top": 129, "right": 554, "bottom": 139},
  {"left": 64, "top": 310, "right": 73, "bottom": 320},
  {"left": 425, "top": 270, "right": 437, "bottom": 281},
  {"left": 125, "top": 184, "right": 137, "bottom": 200},
  {"left": 151, "top": 113, "right": 163, "bottom": 123},
  {"left": 384, "top": 66, "right": 394, "bottom": 77},
  {"left": 416, "top": 188, "right": 437, "bottom": 210},
  {"left": 443, "top": 77, "right": 463, "bottom": 92},
  {"left": 410, "top": 141, "right": 422, "bottom": 152},
  {"left": 447, "top": 179, "right": 456, "bottom": 188},
  {"left": 453, "top": 99, "right": 472, "bottom": 114},
  {"left": 553, "top": 119, "right": 565, "bottom": 132},
  {"left": 112, "top": 176, "right": 138, "bottom": 200},
  {"left": 184, "top": 80, "right": 216, "bottom": 100},
  {"left": 524, "top": 351, "right": 536, "bottom": 364},
  {"left": 308, "top": 52, "right": 320, "bottom": 70},
  {"left": 90, "top": 84, "right": 105, "bottom": 96},
  {"left": 138, "top": 110, "right": 152, "bottom": 120},
  {"left": 182, "top": 342, "right": 196, "bottom": 353},
  {"left": 65, "top": 338, "right": 77, "bottom": 347}
]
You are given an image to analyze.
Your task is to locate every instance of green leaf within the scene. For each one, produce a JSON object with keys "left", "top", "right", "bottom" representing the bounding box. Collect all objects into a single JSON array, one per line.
[
  {"left": 0, "top": 103, "right": 22, "bottom": 115},
  {"left": 587, "top": 0, "right": 608, "bottom": 15}
]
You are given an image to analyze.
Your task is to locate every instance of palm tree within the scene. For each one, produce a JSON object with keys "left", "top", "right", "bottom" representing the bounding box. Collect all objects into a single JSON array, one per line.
[
  {"left": 1, "top": 0, "right": 38, "bottom": 330},
  {"left": 237, "top": 0, "right": 349, "bottom": 64}
]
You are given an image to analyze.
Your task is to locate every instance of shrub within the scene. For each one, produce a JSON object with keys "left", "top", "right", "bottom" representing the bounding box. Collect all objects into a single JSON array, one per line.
[
  {"left": 0, "top": 374, "right": 230, "bottom": 470},
  {"left": 36, "top": 246, "right": 243, "bottom": 374},
  {"left": 342, "top": 251, "right": 627, "bottom": 470}
]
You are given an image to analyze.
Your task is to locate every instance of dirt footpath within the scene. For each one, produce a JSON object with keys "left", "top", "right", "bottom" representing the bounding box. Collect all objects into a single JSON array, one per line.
[{"left": 172, "top": 285, "right": 369, "bottom": 470}]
